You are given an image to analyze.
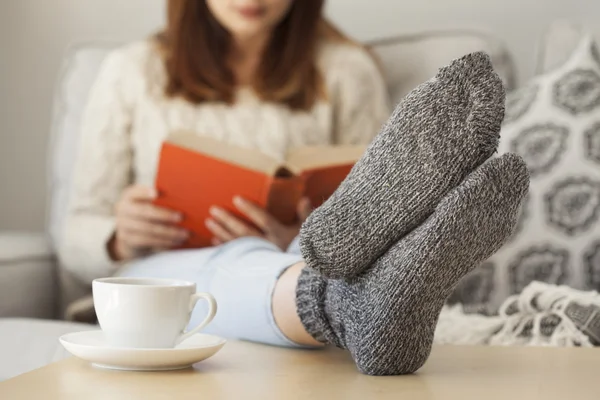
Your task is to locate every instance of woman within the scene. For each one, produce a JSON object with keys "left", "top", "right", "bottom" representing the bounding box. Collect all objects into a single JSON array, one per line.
[
  {"left": 61, "top": 0, "right": 388, "bottom": 271},
  {"left": 60, "top": 0, "right": 528, "bottom": 375}
]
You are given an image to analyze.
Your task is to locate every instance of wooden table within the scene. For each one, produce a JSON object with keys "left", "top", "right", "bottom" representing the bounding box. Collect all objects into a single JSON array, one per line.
[{"left": 0, "top": 341, "right": 598, "bottom": 399}]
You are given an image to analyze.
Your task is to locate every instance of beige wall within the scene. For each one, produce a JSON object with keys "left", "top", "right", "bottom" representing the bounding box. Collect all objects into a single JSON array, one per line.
[
  {"left": 326, "top": 0, "right": 600, "bottom": 78},
  {"left": 1, "top": 0, "right": 599, "bottom": 231},
  {"left": 0, "top": 0, "right": 164, "bottom": 231}
]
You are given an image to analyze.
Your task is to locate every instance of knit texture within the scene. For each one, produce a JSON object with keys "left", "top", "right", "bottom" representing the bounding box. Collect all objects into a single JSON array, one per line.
[
  {"left": 297, "top": 154, "right": 529, "bottom": 375},
  {"left": 300, "top": 52, "right": 506, "bottom": 279},
  {"left": 296, "top": 52, "right": 530, "bottom": 375}
]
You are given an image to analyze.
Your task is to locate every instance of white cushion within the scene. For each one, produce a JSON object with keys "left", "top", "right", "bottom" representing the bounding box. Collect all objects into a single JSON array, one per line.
[
  {"left": 0, "top": 232, "right": 52, "bottom": 262},
  {"left": 0, "top": 319, "right": 95, "bottom": 381},
  {"left": 450, "top": 35, "right": 600, "bottom": 314},
  {"left": 46, "top": 44, "right": 122, "bottom": 314},
  {"left": 0, "top": 233, "right": 56, "bottom": 318},
  {"left": 47, "top": 42, "right": 119, "bottom": 248},
  {"left": 368, "top": 30, "right": 516, "bottom": 105},
  {"left": 535, "top": 21, "right": 588, "bottom": 75}
]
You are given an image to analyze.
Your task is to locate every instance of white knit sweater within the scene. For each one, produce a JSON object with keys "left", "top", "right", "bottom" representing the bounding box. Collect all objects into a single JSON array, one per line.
[{"left": 59, "top": 39, "right": 391, "bottom": 283}]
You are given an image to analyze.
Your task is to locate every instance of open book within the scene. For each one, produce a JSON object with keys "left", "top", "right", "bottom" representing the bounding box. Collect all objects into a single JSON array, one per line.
[{"left": 154, "top": 132, "right": 365, "bottom": 248}]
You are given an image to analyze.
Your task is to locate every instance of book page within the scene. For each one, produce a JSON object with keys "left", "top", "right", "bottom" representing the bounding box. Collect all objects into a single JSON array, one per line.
[
  {"left": 285, "top": 145, "right": 366, "bottom": 174},
  {"left": 167, "top": 131, "right": 283, "bottom": 176}
]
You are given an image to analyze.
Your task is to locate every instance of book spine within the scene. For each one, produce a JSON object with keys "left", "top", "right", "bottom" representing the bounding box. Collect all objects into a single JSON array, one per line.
[
  {"left": 266, "top": 176, "right": 304, "bottom": 225},
  {"left": 260, "top": 176, "right": 271, "bottom": 218}
]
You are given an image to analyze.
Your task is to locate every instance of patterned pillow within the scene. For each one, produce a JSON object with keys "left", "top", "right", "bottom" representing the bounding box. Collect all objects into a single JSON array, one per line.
[{"left": 449, "top": 35, "right": 600, "bottom": 315}]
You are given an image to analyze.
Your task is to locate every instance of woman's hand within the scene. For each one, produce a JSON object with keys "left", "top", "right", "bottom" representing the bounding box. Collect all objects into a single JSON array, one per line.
[
  {"left": 206, "top": 197, "right": 312, "bottom": 250},
  {"left": 108, "top": 185, "right": 189, "bottom": 261}
]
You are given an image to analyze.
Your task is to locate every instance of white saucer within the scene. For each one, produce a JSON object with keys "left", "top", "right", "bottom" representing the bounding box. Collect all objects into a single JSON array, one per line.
[{"left": 59, "top": 330, "right": 226, "bottom": 371}]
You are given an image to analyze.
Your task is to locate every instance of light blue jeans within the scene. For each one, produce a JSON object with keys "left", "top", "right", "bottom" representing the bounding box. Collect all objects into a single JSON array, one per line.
[{"left": 117, "top": 237, "right": 304, "bottom": 347}]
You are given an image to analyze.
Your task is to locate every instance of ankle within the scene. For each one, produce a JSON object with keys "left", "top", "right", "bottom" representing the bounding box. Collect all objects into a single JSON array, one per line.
[
  {"left": 294, "top": 267, "right": 342, "bottom": 347},
  {"left": 273, "top": 263, "right": 324, "bottom": 347}
]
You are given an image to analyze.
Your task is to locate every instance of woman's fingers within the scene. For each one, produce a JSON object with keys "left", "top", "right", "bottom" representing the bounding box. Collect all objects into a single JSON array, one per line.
[
  {"left": 209, "top": 206, "right": 261, "bottom": 237},
  {"left": 233, "top": 196, "right": 277, "bottom": 232},
  {"left": 205, "top": 218, "right": 236, "bottom": 242},
  {"left": 117, "top": 185, "right": 181, "bottom": 223},
  {"left": 112, "top": 184, "right": 186, "bottom": 260},
  {"left": 123, "top": 185, "right": 157, "bottom": 202},
  {"left": 121, "top": 232, "right": 180, "bottom": 249},
  {"left": 231, "top": 196, "right": 305, "bottom": 250},
  {"left": 123, "top": 202, "right": 181, "bottom": 224},
  {"left": 120, "top": 218, "right": 188, "bottom": 243}
]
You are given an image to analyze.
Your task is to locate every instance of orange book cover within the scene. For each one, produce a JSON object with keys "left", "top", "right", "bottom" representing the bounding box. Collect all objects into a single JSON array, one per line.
[{"left": 154, "top": 132, "right": 365, "bottom": 248}]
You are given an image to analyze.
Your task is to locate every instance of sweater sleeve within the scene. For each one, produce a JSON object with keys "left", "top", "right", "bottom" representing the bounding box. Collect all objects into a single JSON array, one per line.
[
  {"left": 329, "top": 46, "right": 391, "bottom": 145},
  {"left": 58, "top": 49, "right": 135, "bottom": 283}
]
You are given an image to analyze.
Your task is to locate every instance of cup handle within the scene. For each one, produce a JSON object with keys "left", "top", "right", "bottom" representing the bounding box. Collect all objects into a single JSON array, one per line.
[{"left": 177, "top": 292, "right": 217, "bottom": 345}]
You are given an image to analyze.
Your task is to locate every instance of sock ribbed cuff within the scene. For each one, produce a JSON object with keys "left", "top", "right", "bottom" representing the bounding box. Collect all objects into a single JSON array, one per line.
[{"left": 295, "top": 267, "right": 341, "bottom": 347}]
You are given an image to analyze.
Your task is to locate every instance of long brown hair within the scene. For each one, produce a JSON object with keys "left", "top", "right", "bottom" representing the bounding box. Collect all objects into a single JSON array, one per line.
[{"left": 157, "top": 0, "right": 352, "bottom": 110}]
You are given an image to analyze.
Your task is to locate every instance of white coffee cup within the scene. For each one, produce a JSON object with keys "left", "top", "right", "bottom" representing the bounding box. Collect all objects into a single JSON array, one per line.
[{"left": 92, "top": 277, "right": 217, "bottom": 349}]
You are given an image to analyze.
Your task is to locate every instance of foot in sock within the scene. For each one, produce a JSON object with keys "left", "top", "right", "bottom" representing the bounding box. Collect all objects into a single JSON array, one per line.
[
  {"left": 301, "top": 52, "right": 506, "bottom": 279},
  {"left": 296, "top": 154, "right": 529, "bottom": 375}
]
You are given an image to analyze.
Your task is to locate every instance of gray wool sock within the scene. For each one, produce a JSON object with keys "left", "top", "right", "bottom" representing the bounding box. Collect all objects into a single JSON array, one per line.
[
  {"left": 296, "top": 154, "right": 529, "bottom": 375},
  {"left": 300, "top": 52, "right": 506, "bottom": 279}
]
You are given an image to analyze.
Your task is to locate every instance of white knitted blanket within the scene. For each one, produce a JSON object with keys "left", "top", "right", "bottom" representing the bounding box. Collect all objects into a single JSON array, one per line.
[{"left": 435, "top": 282, "right": 600, "bottom": 347}]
